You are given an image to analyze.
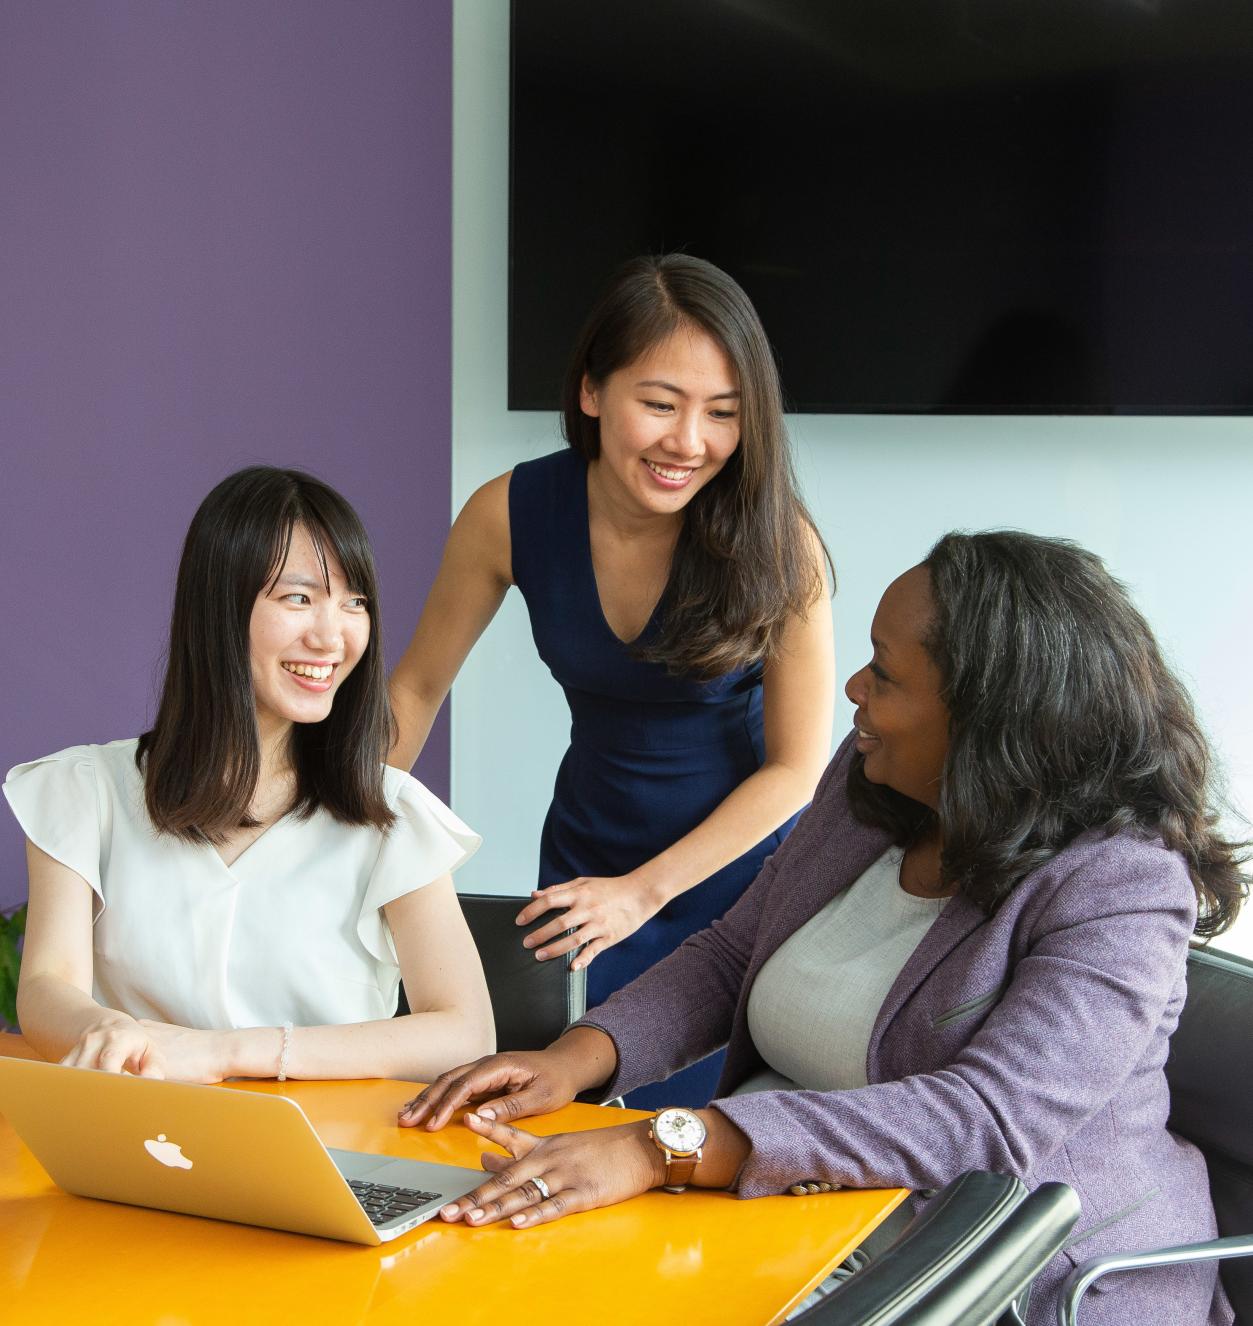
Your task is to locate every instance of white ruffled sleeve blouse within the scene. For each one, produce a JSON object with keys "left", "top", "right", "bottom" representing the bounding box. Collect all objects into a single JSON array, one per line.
[{"left": 3, "top": 739, "right": 480, "bottom": 1030}]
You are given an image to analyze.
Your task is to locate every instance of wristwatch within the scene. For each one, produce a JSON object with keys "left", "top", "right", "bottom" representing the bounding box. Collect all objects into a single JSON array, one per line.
[{"left": 649, "top": 1106, "right": 707, "bottom": 1193}]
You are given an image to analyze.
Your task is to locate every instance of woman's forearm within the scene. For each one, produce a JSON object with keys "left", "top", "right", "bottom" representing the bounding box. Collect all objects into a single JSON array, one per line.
[
  {"left": 16, "top": 972, "right": 131, "bottom": 1060},
  {"left": 632, "top": 760, "right": 820, "bottom": 906},
  {"left": 386, "top": 672, "right": 445, "bottom": 772},
  {"left": 224, "top": 1007, "right": 497, "bottom": 1082}
]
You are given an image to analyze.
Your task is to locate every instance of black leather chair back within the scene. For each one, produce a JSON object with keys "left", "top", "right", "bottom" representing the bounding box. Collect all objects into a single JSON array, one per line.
[
  {"left": 1166, "top": 946, "right": 1253, "bottom": 1318},
  {"left": 459, "top": 892, "right": 586, "bottom": 1052},
  {"left": 395, "top": 893, "right": 585, "bottom": 1051}
]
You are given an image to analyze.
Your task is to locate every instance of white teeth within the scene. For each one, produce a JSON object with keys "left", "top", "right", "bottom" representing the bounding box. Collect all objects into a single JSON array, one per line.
[
  {"left": 645, "top": 459, "right": 692, "bottom": 481},
  {"left": 282, "top": 663, "right": 333, "bottom": 680}
]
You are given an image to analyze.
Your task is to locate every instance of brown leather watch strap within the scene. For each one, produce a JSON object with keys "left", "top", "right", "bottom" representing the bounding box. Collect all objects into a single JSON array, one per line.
[{"left": 665, "top": 1153, "right": 699, "bottom": 1189}]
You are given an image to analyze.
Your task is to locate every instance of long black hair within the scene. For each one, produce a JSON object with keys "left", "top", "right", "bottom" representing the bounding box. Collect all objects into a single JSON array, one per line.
[
  {"left": 562, "top": 253, "right": 830, "bottom": 677},
  {"left": 848, "top": 530, "right": 1247, "bottom": 937},
  {"left": 138, "top": 466, "right": 394, "bottom": 841}
]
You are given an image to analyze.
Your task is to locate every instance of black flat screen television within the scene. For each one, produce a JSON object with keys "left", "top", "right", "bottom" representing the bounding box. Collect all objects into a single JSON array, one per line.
[{"left": 510, "top": 0, "right": 1253, "bottom": 414}]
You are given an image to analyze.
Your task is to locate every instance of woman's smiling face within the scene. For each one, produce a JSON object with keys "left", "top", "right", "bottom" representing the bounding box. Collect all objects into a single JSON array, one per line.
[
  {"left": 248, "top": 524, "right": 371, "bottom": 736},
  {"left": 844, "top": 565, "right": 950, "bottom": 809},
  {"left": 580, "top": 323, "right": 741, "bottom": 518}
]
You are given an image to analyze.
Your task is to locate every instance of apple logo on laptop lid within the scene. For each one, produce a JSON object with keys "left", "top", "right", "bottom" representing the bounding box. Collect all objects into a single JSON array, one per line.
[{"left": 144, "top": 1134, "right": 193, "bottom": 1170}]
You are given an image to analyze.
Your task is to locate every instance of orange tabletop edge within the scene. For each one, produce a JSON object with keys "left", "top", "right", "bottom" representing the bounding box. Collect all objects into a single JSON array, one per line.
[{"left": 0, "top": 1031, "right": 908, "bottom": 1325}]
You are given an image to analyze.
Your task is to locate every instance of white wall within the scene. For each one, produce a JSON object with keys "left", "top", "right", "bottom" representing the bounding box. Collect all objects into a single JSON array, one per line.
[{"left": 450, "top": 0, "right": 1253, "bottom": 952}]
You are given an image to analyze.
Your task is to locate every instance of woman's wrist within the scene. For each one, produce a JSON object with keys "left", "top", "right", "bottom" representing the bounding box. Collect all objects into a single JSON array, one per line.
[
  {"left": 551, "top": 1025, "right": 619, "bottom": 1096},
  {"left": 222, "top": 1026, "right": 285, "bottom": 1079},
  {"left": 689, "top": 1108, "right": 752, "bottom": 1190},
  {"left": 630, "top": 860, "right": 682, "bottom": 910},
  {"left": 631, "top": 1119, "right": 670, "bottom": 1189}
]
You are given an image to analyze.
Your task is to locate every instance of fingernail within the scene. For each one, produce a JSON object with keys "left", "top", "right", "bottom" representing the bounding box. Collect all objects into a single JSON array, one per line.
[
  {"left": 511, "top": 1213, "right": 525, "bottom": 1226},
  {"left": 440, "top": 1204, "right": 457, "bottom": 1218},
  {"left": 478, "top": 1107, "right": 495, "bottom": 1120},
  {"left": 469, "top": 1209, "right": 484, "bottom": 1222},
  {"left": 572, "top": 961, "right": 582, "bottom": 971},
  {"left": 535, "top": 950, "right": 547, "bottom": 961},
  {"left": 521, "top": 938, "right": 533, "bottom": 948}
]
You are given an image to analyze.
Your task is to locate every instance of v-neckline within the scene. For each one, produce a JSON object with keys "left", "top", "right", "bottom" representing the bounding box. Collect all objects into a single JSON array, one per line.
[
  {"left": 581, "top": 463, "right": 671, "bottom": 648},
  {"left": 208, "top": 811, "right": 292, "bottom": 875}
]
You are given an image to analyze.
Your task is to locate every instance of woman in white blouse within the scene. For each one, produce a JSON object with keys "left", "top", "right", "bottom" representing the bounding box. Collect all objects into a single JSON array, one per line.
[{"left": 6, "top": 466, "right": 494, "bottom": 1084}]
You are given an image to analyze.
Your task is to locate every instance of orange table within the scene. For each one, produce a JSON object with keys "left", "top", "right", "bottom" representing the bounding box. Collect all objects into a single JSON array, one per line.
[{"left": 0, "top": 1034, "right": 907, "bottom": 1325}]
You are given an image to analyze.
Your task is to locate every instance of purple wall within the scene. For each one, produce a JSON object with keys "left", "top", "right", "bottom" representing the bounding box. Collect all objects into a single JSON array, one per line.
[{"left": 0, "top": 2, "right": 452, "bottom": 909}]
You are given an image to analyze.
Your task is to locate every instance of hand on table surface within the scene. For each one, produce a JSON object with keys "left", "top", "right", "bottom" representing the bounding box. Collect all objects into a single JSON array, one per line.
[
  {"left": 59, "top": 1016, "right": 230, "bottom": 1083},
  {"left": 515, "top": 873, "right": 664, "bottom": 971},
  {"left": 437, "top": 1112, "right": 665, "bottom": 1229},
  {"left": 397, "top": 1048, "right": 582, "bottom": 1131}
]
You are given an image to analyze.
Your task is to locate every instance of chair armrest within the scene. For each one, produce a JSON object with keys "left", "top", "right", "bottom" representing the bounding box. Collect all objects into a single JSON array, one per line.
[
  {"left": 892, "top": 1180, "right": 1078, "bottom": 1325},
  {"left": 1057, "top": 1233, "right": 1253, "bottom": 1326},
  {"left": 791, "top": 1171, "right": 1028, "bottom": 1324}
]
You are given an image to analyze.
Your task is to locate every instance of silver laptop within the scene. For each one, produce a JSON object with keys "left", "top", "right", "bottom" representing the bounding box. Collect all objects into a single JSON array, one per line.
[{"left": 0, "top": 1056, "right": 484, "bottom": 1244}]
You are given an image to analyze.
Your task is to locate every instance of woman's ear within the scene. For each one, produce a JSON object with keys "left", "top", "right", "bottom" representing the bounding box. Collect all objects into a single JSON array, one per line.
[{"left": 579, "top": 374, "right": 601, "bottom": 418}]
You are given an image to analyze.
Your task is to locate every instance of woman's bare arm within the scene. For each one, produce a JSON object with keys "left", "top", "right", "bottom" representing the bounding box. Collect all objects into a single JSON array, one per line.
[
  {"left": 18, "top": 841, "right": 494, "bottom": 1083},
  {"left": 388, "top": 474, "right": 514, "bottom": 770}
]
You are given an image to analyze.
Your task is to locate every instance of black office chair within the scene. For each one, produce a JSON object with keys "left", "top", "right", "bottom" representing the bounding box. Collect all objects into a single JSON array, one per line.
[
  {"left": 396, "top": 892, "right": 586, "bottom": 1053},
  {"left": 1058, "top": 946, "right": 1253, "bottom": 1324},
  {"left": 792, "top": 1170, "right": 1079, "bottom": 1326}
]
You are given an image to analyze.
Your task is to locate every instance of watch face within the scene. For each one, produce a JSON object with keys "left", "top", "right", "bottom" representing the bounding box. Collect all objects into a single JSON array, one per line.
[{"left": 654, "top": 1107, "right": 706, "bottom": 1154}]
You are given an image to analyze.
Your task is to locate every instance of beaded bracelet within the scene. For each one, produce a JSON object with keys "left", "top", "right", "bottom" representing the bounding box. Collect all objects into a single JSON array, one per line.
[{"left": 277, "top": 1020, "right": 294, "bottom": 1082}]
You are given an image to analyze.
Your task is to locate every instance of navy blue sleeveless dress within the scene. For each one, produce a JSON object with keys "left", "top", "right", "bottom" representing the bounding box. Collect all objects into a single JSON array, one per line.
[{"left": 509, "top": 449, "right": 801, "bottom": 1108}]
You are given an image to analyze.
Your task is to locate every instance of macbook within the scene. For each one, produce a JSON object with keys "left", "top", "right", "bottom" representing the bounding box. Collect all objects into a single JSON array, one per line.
[{"left": 0, "top": 1056, "right": 484, "bottom": 1244}]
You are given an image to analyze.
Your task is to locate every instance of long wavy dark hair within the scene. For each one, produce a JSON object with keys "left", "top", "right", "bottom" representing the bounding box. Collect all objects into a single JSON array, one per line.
[
  {"left": 138, "top": 466, "right": 395, "bottom": 841},
  {"left": 848, "top": 531, "right": 1248, "bottom": 938},
  {"left": 562, "top": 254, "right": 830, "bottom": 677}
]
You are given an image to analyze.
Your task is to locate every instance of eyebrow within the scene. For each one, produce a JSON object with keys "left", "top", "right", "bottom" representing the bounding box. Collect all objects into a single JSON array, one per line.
[
  {"left": 634, "top": 379, "right": 741, "bottom": 401},
  {"left": 274, "top": 574, "right": 321, "bottom": 590},
  {"left": 871, "top": 634, "right": 892, "bottom": 656}
]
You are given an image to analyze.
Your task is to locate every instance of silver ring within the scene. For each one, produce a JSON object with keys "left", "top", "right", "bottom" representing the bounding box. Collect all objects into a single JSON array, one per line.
[{"left": 531, "top": 1176, "right": 551, "bottom": 1202}]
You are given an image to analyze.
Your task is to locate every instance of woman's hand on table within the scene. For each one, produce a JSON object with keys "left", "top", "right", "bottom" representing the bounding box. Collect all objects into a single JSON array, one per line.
[
  {"left": 438, "top": 1112, "right": 666, "bottom": 1228},
  {"left": 397, "top": 1049, "right": 581, "bottom": 1131},
  {"left": 58, "top": 1015, "right": 230, "bottom": 1082},
  {"left": 398, "top": 1026, "right": 618, "bottom": 1131},
  {"left": 515, "top": 873, "right": 666, "bottom": 970}
]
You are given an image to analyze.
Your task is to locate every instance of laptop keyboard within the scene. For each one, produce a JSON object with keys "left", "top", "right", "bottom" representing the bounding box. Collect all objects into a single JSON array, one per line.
[{"left": 347, "top": 1178, "right": 443, "bottom": 1226}]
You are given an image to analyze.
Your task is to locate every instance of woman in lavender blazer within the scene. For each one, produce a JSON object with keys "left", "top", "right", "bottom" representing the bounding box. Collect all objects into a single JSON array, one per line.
[{"left": 401, "top": 531, "right": 1247, "bottom": 1325}]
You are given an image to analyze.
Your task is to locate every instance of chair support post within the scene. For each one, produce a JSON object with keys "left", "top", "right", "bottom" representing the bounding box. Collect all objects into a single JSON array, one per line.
[{"left": 1057, "top": 1234, "right": 1253, "bottom": 1326}]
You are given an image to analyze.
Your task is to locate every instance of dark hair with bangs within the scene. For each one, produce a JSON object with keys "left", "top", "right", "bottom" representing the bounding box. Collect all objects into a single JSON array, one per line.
[
  {"left": 562, "top": 253, "right": 831, "bottom": 677},
  {"left": 848, "top": 530, "right": 1248, "bottom": 938},
  {"left": 138, "top": 466, "right": 394, "bottom": 841}
]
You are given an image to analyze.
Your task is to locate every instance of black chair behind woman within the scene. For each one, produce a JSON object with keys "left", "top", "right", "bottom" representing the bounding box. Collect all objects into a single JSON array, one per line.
[
  {"left": 1059, "top": 945, "right": 1253, "bottom": 1323},
  {"left": 397, "top": 895, "right": 586, "bottom": 1051}
]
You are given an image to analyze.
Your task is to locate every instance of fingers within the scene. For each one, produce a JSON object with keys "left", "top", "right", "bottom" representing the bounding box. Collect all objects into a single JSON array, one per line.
[
  {"left": 399, "top": 1071, "right": 479, "bottom": 1130},
  {"left": 569, "top": 938, "right": 605, "bottom": 973},
  {"left": 507, "top": 1189, "right": 572, "bottom": 1228},
  {"left": 521, "top": 912, "right": 582, "bottom": 950},
  {"left": 514, "top": 884, "right": 577, "bottom": 927},
  {"left": 527, "top": 926, "right": 587, "bottom": 962},
  {"left": 397, "top": 1058, "right": 526, "bottom": 1131},
  {"left": 60, "top": 1027, "right": 147, "bottom": 1075},
  {"left": 438, "top": 1117, "right": 567, "bottom": 1227},
  {"left": 464, "top": 1110, "right": 538, "bottom": 1157}
]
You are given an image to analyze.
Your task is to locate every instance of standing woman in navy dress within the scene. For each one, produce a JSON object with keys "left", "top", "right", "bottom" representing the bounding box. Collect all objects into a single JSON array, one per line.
[{"left": 390, "top": 255, "right": 834, "bottom": 1105}]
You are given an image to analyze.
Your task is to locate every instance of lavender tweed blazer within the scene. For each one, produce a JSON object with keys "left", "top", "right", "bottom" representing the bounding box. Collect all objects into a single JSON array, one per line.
[{"left": 579, "top": 734, "right": 1231, "bottom": 1325}]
